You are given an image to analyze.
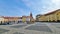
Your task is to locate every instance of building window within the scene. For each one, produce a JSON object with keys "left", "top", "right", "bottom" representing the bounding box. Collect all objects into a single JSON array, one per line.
[{"left": 57, "top": 13, "right": 59, "bottom": 21}]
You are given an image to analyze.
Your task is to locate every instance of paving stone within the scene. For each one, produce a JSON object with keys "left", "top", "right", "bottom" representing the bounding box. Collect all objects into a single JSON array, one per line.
[
  {"left": 51, "top": 23, "right": 60, "bottom": 25},
  {"left": 51, "top": 24, "right": 60, "bottom": 27},
  {"left": 10, "top": 25, "right": 27, "bottom": 28},
  {"left": 35, "top": 23, "right": 47, "bottom": 26},
  {"left": 0, "top": 28, "right": 9, "bottom": 34},
  {"left": 25, "top": 25, "right": 52, "bottom": 33},
  {"left": 56, "top": 27, "right": 60, "bottom": 28},
  {"left": 13, "top": 32, "right": 24, "bottom": 34}
]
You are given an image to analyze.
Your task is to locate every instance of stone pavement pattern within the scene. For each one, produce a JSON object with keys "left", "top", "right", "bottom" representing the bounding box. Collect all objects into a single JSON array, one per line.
[{"left": 0, "top": 22, "right": 60, "bottom": 34}]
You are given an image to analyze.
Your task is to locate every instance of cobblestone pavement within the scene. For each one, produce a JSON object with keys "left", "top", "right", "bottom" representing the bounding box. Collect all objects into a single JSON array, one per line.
[{"left": 0, "top": 22, "right": 60, "bottom": 34}]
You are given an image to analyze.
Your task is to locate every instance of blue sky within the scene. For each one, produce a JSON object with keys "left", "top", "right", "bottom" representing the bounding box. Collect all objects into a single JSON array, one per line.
[{"left": 0, "top": 0, "right": 60, "bottom": 18}]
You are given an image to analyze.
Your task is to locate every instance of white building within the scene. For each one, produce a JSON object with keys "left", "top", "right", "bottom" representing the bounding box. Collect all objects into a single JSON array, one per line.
[{"left": 0, "top": 16, "right": 4, "bottom": 24}]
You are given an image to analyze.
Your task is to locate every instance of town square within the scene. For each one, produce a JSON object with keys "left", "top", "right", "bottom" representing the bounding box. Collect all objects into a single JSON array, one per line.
[{"left": 0, "top": 0, "right": 60, "bottom": 34}]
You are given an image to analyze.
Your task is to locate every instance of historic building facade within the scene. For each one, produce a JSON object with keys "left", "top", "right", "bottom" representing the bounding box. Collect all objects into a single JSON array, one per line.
[
  {"left": 22, "top": 12, "right": 35, "bottom": 23},
  {"left": 0, "top": 16, "right": 4, "bottom": 24},
  {"left": 0, "top": 16, "right": 22, "bottom": 24},
  {"left": 36, "top": 9, "right": 60, "bottom": 22},
  {"left": 0, "top": 12, "right": 35, "bottom": 24}
]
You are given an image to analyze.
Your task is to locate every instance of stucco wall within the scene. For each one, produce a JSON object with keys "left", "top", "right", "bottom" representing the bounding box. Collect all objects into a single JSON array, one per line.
[{"left": 37, "top": 11, "right": 60, "bottom": 22}]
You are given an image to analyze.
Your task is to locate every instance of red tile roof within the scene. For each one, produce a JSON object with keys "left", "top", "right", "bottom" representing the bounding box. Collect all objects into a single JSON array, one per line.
[
  {"left": 44, "top": 9, "right": 60, "bottom": 16},
  {"left": 2, "top": 16, "right": 22, "bottom": 19}
]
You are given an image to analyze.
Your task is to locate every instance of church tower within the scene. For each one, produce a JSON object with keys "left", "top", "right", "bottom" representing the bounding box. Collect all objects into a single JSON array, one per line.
[
  {"left": 30, "top": 12, "right": 33, "bottom": 18},
  {"left": 30, "top": 12, "right": 35, "bottom": 23}
]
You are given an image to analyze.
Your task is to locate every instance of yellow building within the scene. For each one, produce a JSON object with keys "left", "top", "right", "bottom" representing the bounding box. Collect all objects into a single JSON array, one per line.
[
  {"left": 22, "top": 12, "right": 35, "bottom": 23},
  {"left": 36, "top": 9, "right": 60, "bottom": 22},
  {"left": 3, "top": 17, "right": 21, "bottom": 22}
]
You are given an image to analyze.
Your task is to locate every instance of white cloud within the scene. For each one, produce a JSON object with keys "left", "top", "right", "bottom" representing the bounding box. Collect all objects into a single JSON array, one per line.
[
  {"left": 1, "top": 0, "right": 60, "bottom": 17},
  {"left": 22, "top": 0, "right": 60, "bottom": 15},
  {"left": 51, "top": 0, "right": 60, "bottom": 3}
]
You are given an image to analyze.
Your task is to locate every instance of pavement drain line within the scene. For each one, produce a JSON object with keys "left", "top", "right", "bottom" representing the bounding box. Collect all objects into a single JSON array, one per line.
[
  {"left": 46, "top": 24, "right": 56, "bottom": 33},
  {"left": 22, "top": 24, "right": 35, "bottom": 29},
  {"left": 22, "top": 25, "right": 32, "bottom": 29}
]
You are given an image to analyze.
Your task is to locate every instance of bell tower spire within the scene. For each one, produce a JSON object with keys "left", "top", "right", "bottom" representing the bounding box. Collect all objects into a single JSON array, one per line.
[
  {"left": 30, "top": 12, "right": 32, "bottom": 18},
  {"left": 30, "top": 12, "right": 35, "bottom": 23}
]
